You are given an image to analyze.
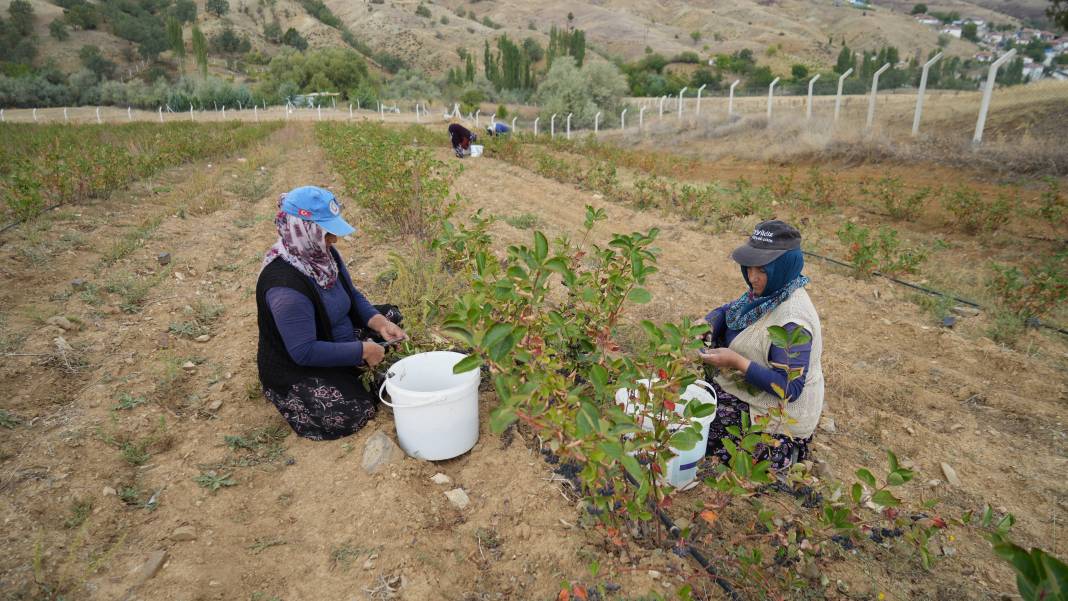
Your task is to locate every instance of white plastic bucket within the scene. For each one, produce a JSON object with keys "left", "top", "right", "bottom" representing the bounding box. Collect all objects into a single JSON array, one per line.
[
  {"left": 470, "top": 144, "right": 484, "bottom": 157},
  {"left": 614, "top": 379, "right": 718, "bottom": 489},
  {"left": 378, "top": 351, "right": 480, "bottom": 460}
]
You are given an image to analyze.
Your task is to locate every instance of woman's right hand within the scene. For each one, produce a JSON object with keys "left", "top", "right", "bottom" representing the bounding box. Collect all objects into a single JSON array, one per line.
[{"left": 362, "top": 341, "right": 385, "bottom": 367}]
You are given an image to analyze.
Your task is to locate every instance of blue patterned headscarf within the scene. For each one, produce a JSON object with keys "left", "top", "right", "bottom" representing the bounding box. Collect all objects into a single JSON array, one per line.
[{"left": 725, "top": 248, "right": 809, "bottom": 331}]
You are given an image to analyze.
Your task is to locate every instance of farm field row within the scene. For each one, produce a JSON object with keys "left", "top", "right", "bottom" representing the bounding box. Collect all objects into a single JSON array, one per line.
[{"left": 0, "top": 120, "right": 1064, "bottom": 601}]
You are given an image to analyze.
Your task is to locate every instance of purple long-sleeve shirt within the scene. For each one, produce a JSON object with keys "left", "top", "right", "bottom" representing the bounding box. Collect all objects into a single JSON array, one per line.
[
  {"left": 265, "top": 257, "right": 379, "bottom": 368},
  {"left": 705, "top": 304, "right": 812, "bottom": 402}
]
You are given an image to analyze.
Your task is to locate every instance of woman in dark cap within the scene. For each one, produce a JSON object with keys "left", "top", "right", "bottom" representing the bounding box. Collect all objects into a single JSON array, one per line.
[
  {"left": 697, "top": 220, "right": 824, "bottom": 470},
  {"left": 256, "top": 186, "right": 406, "bottom": 440}
]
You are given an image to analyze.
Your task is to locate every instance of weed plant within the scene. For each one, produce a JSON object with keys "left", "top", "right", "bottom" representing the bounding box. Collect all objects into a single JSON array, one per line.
[{"left": 941, "top": 186, "right": 1011, "bottom": 234}]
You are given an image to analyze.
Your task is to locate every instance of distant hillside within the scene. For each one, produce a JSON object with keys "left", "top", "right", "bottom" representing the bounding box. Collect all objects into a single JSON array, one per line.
[{"left": 2, "top": 0, "right": 1033, "bottom": 83}]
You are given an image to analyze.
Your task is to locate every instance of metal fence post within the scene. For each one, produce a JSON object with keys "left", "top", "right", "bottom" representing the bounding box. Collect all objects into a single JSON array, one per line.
[
  {"left": 767, "top": 78, "right": 780, "bottom": 120},
  {"left": 696, "top": 84, "right": 707, "bottom": 115},
  {"left": 974, "top": 49, "right": 1016, "bottom": 146},
  {"left": 728, "top": 80, "right": 739, "bottom": 116},
  {"left": 912, "top": 52, "right": 943, "bottom": 136},
  {"left": 677, "top": 87, "right": 688, "bottom": 121},
  {"left": 834, "top": 68, "right": 853, "bottom": 122},
  {"left": 866, "top": 63, "right": 890, "bottom": 130},
  {"left": 806, "top": 74, "right": 821, "bottom": 119}
]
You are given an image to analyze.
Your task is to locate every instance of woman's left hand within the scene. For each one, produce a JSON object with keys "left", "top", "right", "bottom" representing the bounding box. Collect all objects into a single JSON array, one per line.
[
  {"left": 698, "top": 347, "right": 749, "bottom": 372},
  {"left": 369, "top": 314, "right": 406, "bottom": 342}
]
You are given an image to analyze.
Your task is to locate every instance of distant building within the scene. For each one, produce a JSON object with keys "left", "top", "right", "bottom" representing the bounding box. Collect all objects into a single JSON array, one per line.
[
  {"left": 915, "top": 15, "right": 941, "bottom": 26},
  {"left": 974, "top": 51, "right": 993, "bottom": 62},
  {"left": 941, "top": 27, "right": 962, "bottom": 39},
  {"left": 1023, "top": 65, "right": 1045, "bottom": 81},
  {"left": 1051, "top": 69, "right": 1068, "bottom": 81}
]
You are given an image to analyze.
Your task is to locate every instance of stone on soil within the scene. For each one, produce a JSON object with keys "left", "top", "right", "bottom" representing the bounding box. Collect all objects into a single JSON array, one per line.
[
  {"left": 819, "top": 417, "right": 836, "bottom": 433},
  {"left": 430, "top": 473, "right": 452, "bottom": 485},
  {"left": 133, "top": 550, "right": 168, "bottom": 585},
  {"left": 170, "top": 526, "right": 197, "bottom": 541},
  {"left": 47, "top": 316, "right": 75, "bottom": 331},
  {"left": 361, "top": 431, "right": 404, "bottom": 474},
  {"left": 157, "top": 252, "right": 171, "bottom": 266},
  {"left": 71, "top": 278, "right": 87, "bottom": 290},
  {"left": 940, "top": 462, "right": 961, "bottom": 486},
  {"left": 181, "top": 361, "right": 196, "bottom": 371},
  {"left": 194, "top": 334, "right": 211, "bottom": 342},
  {"left": 207, "top": 399, "right": 223, "bottom": 412},
  {"left": 444, "top": 488, "right": 470, "bottom": 510},
  {"left": 951, "top": 305, "right": 981, "bottom": 317}
]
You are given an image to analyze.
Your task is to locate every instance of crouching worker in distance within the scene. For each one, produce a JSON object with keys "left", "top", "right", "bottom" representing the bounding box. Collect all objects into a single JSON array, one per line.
[
  {"left": 256, "top": 186, "right": 406, "bottom": 440},
  {"left": 697, "top": 220, "right": 824, "bottom": 470},
  {"left": 448, "top": 121, "right": 476, "bottom": 158},
  {"left": 485, "top": 122, "right": 510, "bottom": 137}
]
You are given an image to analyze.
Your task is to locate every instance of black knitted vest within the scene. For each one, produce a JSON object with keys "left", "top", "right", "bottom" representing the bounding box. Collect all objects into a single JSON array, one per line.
[{"left": 255, "top": 254, "right": 363, "bottom": 394}]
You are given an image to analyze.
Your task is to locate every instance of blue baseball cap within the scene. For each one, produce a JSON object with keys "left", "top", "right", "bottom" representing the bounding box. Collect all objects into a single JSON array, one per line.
[{"left": 280, "top": 186, "right": 355, "bottom": 237}]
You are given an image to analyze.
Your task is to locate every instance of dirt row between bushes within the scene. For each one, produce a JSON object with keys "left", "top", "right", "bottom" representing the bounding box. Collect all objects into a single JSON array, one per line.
[
  {"left": 444, "top": 146, "right": 1068, "bottom": 600},
  {"left": 0, "top": 123, "right": 688, "bottom": 601}
]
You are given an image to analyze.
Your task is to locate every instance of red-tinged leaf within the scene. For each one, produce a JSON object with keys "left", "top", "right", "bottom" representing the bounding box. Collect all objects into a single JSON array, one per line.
[
  {"left": 932, "top": 517, "right": 947, "bottom": 529},
  {"left": 572, "top": 585, "right": 589, "bottom": 600},
  {"left": 664, "top": 400, "right": 676, "bottom": 411},
  {"left": 652, "top": 462, "right": 662, "bottom": 474},
  {"left": 700, "top": 510, "right": 719, "bottom": 525},
  {"left": 557, "top": 589, "right": 570, "bottom": 601},
  {"left": 657, "top": 368, "right": 668, "bottom": 380},
  {"left": 659, "top": 495, "right": 673, "bottom": 509},
  {"left": 884, "top": 507, "right": 899, "bottom": 520}
]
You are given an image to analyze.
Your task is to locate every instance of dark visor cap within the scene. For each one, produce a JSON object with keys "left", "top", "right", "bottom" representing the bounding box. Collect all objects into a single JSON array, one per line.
[{"left": 730, "top": 220, "right": 802, "bottom": 267}]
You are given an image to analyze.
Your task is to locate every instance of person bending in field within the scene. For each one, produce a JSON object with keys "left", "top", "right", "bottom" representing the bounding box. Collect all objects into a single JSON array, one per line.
[
  {"left": 485, "top": 122, "right": 510, "bottom": 137},
  {"left": 696, "top": 220, "right": 824, "bottom": 470},
  {"left": 448, "top": 121, "right": 476, "bottom": 158},
  {"left": 256, "top": 186, "right": 406, "bottom": 440}
]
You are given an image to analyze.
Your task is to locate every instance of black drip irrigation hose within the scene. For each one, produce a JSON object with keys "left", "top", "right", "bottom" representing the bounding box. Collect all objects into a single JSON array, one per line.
[
  {"left": 619, "top": 472, "right": 742, "bottom": 600},
  {"left": 801, "top": 250, "right": 1068, "bottom": 337}
]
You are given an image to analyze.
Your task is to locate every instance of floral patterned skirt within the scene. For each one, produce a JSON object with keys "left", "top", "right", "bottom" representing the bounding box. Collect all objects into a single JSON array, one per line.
[
  {"left": 705, "top": 379, "right": 812, "bottom": 471},
  {"left": 263, "top": 305, "right": 402, "bottom": 441}
]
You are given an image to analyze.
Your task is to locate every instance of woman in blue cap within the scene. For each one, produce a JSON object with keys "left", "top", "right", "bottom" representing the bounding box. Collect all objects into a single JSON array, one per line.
[
  {"left": 256, "top": 186, "right": 406, "bottom": 440},
  {"left": 697, "top": 220, "right": 824, "bottom": 469}
]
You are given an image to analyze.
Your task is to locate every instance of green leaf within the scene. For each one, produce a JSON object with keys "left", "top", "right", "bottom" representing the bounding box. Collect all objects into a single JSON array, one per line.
[
  {"left": 488, "top": 405, "right": 517, "bottom": 433},
  {"left": 788, "top": 326, "right": 812, "bottom": 346},
  {"left": 855, "top": 468, "right": 877, "bottom": 488},
  {"left": 686, "top": 401, "right": 716, "bottom": 419},
  {"left": 588, "top": 364, "right": 608, "bottom": 394},
  {"left": 767, "top": 325, "right": 790, "bottom": 350},
  {"left": 598, "top": 441, "right": 623, "bottom": 459},
  {"left": 576, "top": 402, "right": 599, "bottom": 437},
  {"left": 626, "top": 287, "right": 652, "bottom": 304},
  {"left": 543, "top": 257, "right": 570, "bottom": 275},
  {"left": 482, "top": 322, "right": 512, "bottom": 349},
  {"left": 887, "top": 471, "right": 906, "bottom": 487},
  {"left": 669, "top": 427, "right": 702, "bottom": 451},
  {"left": 441, "top": 326, "right": 473, "bottom": 344},
  {"left": 533, "top": 231, "right": 548, "bottom": 261},
  {"left": 887, "top": 449, "right": 900, "bottom": 472},
  {"left": 850, "top": 483, "right": 863, "bottom": 504},
  {"left": 452, "top": 354, "right": 482, "bottom": 374},
  {"left": 620, "top": 454, "right": 644, "bottom": 481},
  {"left": 871, "top": 489, "right": 900, "bottom": 508}
]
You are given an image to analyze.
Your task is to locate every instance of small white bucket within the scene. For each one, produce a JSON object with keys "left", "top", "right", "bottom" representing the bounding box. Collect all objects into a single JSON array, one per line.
[
  {"left": 378, "top": 351, "right": 480, "bottom": 461},
  {"left": 614, "top": 379, "right": 718, "bottom": 489},
  {"left": 470, "top": 144, "right": 484, "bottom": 157}
]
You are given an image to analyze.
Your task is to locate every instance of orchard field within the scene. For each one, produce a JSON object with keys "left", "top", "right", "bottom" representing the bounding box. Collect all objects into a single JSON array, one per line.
[{"left": 0, "top": 111, "right": 1065, "bottom": 601}]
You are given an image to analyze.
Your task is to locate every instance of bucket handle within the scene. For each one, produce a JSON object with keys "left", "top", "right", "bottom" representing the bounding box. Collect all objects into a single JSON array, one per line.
[
  {"left": 377, "top": 378, "right": 447, "bottom": 409},
  {"left": 693, "top": 379, "right": 719, "bottom": 407}
]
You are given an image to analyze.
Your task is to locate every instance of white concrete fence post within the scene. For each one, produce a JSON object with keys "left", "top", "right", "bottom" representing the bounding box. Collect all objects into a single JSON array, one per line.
[
  {"left": 191, "top": 106, "right": 195, "bottom": 122},
  {"left": 317, "top": 105, "right": 322, "bottom": 121},
  {"left": 127, "top": 106, "right": 132, "bottom": 121},
  {"left": 566, "top": 113, "right": 572, "bottom": 139},
  {"left": 834, "top": 68, "right": 853, "bottom": 123},
  {"left": 677, "top": 87, "right": 688, "bottom": 121},
  {"left": 639, "top": 106, "right": 646, "bottom": 130},
  {"left": 594, "top": 111, "right": 601, "bottom": 133},
  {"left": 658, "top": 95, "right": 666, "bottom": 118},
  {"left": 767, "top": 77, "right": 780, "bottom": 121},
  {"left": 349, "top": 103, "right": 353, "bottom": 121},
  {"left": 866, "top": 63, "right": 891, "bottom": 130},
  {"left": 621, "top": 108, "right": 627, "bottom": 130},
  {"left": 973, "top": 49, "right": 1016, "bottom": 146},
  {"left": 32, "top": 108, "right": 38, "bottom": 122},
  {"left": 511, "top": 116, "right": 517, "bottom": 132},
  {"left": 550, "top": 113, "right": 557, "bottom": 138},
  {"left": 912, "top": 52, "right": 943, "bottom": 136},
  {"left": 728, "top": 80, "right": 740, "bottom": 116},
  {"left": 159, "top": 107, "right": 164, "bottom": 123},
  {"left": 696, "top": 84, "right": 707, "bottom": 116},
  {"left": 64, "top": 107, "right": 69, "bottom": 123},
  {"left": 534, "top": 116, "right": 540, "bottom": 136},
  {"left": 96, "top": 107, "right": 102, "bottom": 124},
  {"left": 806, "top": 74, "right": 821, "bottom": 120},
  {"left": 475, "top": 109, "right": 480, "bottom": 128},
  {"left": 380, "top": 102, "right": 384, "bottom": 122}
]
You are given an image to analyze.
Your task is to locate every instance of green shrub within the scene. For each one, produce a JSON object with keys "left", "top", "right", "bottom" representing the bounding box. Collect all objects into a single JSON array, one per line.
[
  {"left": 837, "top": 223, "right": 927, "bottom": 276},
  {"left": 941, "top": 186, "right": 1011, "bottom": 234},
  {"left": 863, "top": 176, "right": 930, "bottom": 221},
  {"left": 1036, "top": 178, "right": 1065, "bottom": 229},
  {"left": 986, "top": 253, "right": 1067, "bottom": 321}
]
